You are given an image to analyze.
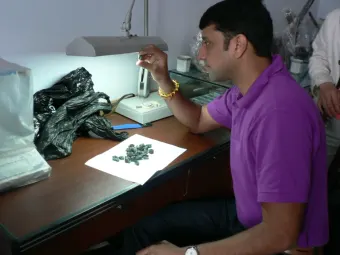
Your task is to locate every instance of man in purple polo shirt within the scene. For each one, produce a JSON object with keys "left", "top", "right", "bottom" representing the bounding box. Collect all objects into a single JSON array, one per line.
[{"left": 117, "top": 0, "right": 328, "bottom": 254}]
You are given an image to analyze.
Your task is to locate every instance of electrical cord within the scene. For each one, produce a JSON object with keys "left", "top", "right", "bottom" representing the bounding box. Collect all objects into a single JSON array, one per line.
[{"left": 110, "top": 93, "right": 135, "bottom": 114}]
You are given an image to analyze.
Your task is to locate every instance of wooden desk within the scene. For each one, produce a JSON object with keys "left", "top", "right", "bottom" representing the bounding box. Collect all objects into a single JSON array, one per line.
[{"left": 0, "top": 114, "right": 232, "bottom": 255}]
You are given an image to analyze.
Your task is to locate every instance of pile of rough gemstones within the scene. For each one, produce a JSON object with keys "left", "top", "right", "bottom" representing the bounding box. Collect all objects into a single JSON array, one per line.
[{"left": 112, "top": 143, "right": 154, "bottom": 166}]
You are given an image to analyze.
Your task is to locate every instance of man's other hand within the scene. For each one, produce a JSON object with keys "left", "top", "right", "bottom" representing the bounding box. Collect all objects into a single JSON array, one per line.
[{"left": 318, "top": 82, "right": 340, "bottom": 117}]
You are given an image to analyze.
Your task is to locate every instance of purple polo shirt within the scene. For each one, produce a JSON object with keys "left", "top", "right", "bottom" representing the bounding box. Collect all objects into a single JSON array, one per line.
[{"left": 207, "top": 55, "right": 328, "bottom": 247}]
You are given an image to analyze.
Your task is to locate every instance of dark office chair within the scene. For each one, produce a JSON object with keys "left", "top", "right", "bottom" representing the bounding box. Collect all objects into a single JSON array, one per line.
[
  {"left": 328, "top": 146, "right": 340, "bottom": 193},
  {"left": 324, "top": 145, "right": 340, "bottom": 255}
]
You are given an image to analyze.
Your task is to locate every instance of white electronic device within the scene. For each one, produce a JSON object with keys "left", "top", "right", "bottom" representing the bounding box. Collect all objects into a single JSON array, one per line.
[
  {"left": 115, "top": 68, "right": 173, "bottom": 124},
  {"left": 137, "top": 67, "right": 151, "bottom": 98},
  {"left": 113, "top": 0, "right": 173, "bottom": 124},
  {"left": 66, "top": 0, "right": 173, "bottom": 124}
]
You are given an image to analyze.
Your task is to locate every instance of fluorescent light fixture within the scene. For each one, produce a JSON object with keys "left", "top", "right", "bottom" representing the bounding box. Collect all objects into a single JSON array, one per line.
[
  {"left": 65, "top": 0, "right": 168, "bottom": 56},
  {"left": 66, "top": 36, "right": 168, "bottom": 57}
]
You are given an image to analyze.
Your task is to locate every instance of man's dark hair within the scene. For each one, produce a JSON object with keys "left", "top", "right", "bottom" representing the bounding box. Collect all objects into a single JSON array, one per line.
[{"left": 199, "top": 0, "right": 273, "bottom": 58}]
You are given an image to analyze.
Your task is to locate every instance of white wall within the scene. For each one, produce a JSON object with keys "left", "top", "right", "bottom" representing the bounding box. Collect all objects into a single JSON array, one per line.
[
  {"left": 1, "top": 0, "right": 159, "bottom": 99},
  {"left": 156, "top": 0, "right": 221, "bottom": 69},
  {"left": 0, "top": 0, "right": 159, "bottom": 55},
  {"left": 158, "top": 0, "right": 321, "bottom": 69},
  {"left": 317, "top": 0, "right": 340, "bottom": 18},
  {"left": 1, "top": 0, "right": 321, "bottom": 100},
  {"left": 264, "top": 0, "right": 320, "bottom": 33}
]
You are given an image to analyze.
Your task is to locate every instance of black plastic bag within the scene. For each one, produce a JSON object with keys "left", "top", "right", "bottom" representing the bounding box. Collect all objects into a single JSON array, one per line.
[
  {"left": 33, "top": 67, "right": 128, "bottom": 160},
  {"left": 33, "top": 67, "right": 94, "bottom": 138}
]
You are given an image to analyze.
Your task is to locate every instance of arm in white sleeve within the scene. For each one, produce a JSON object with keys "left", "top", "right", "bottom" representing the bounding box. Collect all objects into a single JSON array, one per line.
[{"left": 309, "top": 14, "right": 334, "bottom": 89}]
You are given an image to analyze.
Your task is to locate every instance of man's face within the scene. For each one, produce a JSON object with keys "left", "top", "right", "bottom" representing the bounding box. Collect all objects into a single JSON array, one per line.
[
  {"left": 198, "top": 25, "right": 248, "bottom": 81},
  {"left": 198, "top": 25, "right": 234, "bottom": 82}
]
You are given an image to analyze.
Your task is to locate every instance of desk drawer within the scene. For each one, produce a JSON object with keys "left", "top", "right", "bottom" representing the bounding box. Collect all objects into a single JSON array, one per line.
[
  {"left": 119, "top": 169, "right": 188, "bottom": 223},
  {"left": 22, "top": 170, "right": 188, "bottom": 255}
]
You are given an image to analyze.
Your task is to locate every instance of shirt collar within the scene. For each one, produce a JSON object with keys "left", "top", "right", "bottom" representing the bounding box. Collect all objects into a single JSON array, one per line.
[{"left": 234, "top": 54, "right": 285, "bottom": 109}]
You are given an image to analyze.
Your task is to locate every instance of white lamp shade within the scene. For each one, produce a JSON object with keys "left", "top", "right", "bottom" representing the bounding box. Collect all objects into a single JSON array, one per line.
[{"left": 65, "top": 36, "right": 168, "bottom": 57}]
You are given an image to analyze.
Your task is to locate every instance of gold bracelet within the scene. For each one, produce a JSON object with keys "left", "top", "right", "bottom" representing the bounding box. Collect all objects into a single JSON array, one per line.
[{"left": 158, "top": 79, "right": 179, "bottom": 99}]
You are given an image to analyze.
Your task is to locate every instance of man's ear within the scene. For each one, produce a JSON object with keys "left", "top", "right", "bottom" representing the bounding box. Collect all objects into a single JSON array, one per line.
[{"left": 232, "top": 34, "right": 248, "bottom": 58}]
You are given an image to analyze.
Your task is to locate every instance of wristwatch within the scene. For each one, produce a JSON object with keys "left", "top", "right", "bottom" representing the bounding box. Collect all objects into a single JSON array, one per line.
[{"left": 185, "top": 246, "right": 199, "bottom": 255}]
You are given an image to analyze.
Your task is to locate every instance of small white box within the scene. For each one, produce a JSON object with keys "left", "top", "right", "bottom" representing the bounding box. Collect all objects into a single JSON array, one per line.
[{"left": 176, "top": 55, "right": 192, "bottom": 73}]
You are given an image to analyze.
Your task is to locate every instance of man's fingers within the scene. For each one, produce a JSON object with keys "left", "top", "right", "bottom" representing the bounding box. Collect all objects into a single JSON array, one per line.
[
  {"left": 136, "top": 60, "right": 153, "bottom": 70},
  {"left": 332, "top": 91, "right": 340, "bottom": 114},
  {"left": 326, "top": 101, "right": 336, "bottom": 117},
  {"left": 317, "top": 98, "right": 324, "bottom": 113},
  {"left": 138, "top": 52, "right": 153, "bottom": 60},
  {"left": 139, "top": 45, "right": 161, "bottom": 55},
  {"left": 325, "top": 101, "right": 336, "bottom": 117},
  {"left": 139, "top": 45, "right": 166, "bottom": 62},
  {"left": 320, "top": 96, "right": 331, "bottom": 117},
  {"left": 328, "top": 94, "right": 338, "bottom": 117},
  {"left": 332, "top": 90, "right": 340, "bottom": 115},
  {"left": 139, "top": 45, "right": 155, "bottom": 54},
  {"left": 141, "top": 54, "right": 157, "bottom": 64}
]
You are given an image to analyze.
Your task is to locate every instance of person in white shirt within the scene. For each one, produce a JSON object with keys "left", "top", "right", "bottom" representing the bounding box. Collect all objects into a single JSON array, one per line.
[{"left": 309, "top": 8, "right": 340, "bottom": 167}]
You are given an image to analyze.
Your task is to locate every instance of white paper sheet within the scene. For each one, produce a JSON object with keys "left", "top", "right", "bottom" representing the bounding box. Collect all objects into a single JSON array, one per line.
[{"left": 85, "top": 134, "right": 187, "bottom": 185}]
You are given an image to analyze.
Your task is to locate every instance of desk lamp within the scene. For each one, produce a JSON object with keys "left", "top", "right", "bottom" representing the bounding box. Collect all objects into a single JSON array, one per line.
[{"left": 65, "top": 0, "right": 173, "bottom": 124}]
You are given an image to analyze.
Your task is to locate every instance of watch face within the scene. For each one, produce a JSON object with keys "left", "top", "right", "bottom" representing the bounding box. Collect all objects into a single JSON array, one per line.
[{"left": 185, "top": 247, "right": 198, "bottom": 255}]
